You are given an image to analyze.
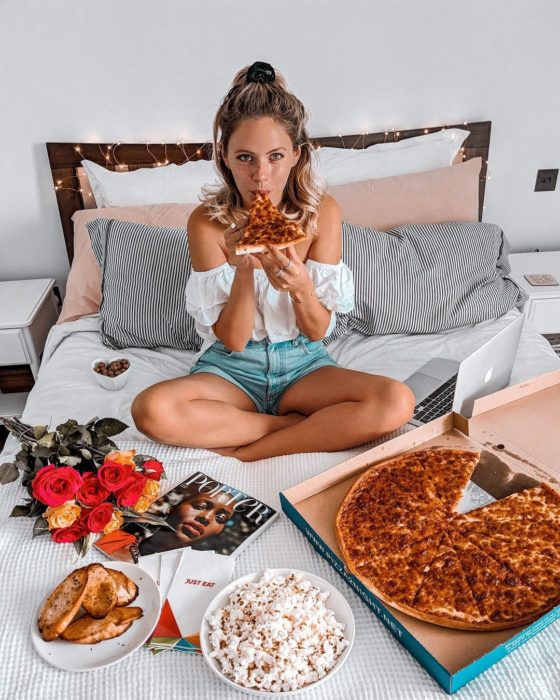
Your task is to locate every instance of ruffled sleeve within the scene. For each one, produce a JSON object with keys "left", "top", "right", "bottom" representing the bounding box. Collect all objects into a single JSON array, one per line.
[
  {"left": 305, "top": 259, "right": 355, "bottom": 313},
  {"left": 185, "top": 262, "right": 235, "bottom": 340}
]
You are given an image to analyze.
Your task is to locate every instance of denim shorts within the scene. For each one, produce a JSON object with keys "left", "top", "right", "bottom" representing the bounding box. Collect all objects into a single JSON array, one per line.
[{"left": 189, "top": 335, "right": 339, "bottom": 415}]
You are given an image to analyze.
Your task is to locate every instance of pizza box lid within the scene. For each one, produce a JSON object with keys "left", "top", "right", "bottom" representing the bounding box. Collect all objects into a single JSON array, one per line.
[{"left": 280, "top": 372, "right": 560, "bottom": 690}]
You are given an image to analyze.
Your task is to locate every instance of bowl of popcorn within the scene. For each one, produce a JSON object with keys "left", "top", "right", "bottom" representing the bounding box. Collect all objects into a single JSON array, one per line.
[
  {"left": 91, "top": 357, "right": 131, "bottom": 391},
  {"left": 200, "top": 569, "right": 354, "bottom": 695}
]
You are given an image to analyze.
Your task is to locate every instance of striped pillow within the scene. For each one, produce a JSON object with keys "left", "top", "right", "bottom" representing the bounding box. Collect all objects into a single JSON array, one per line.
[
  {"left": 329, "top": 221, "right": 526, "bottom": 340},
  {"left": 87, "top": 218, "right": 202, "bottom": 351}
]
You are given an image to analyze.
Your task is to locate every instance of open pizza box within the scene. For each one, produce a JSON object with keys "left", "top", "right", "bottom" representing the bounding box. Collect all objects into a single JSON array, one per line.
[{"left": 280, "top": 367, "right": 560, "bottom": 694}]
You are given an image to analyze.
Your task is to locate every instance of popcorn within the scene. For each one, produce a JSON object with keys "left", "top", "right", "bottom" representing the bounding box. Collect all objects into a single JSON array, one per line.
[{"left": 207, "top": 570, "right": 349, "bottom": 692}]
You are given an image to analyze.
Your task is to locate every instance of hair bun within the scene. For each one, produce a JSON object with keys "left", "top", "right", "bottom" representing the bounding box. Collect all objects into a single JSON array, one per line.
[{"left": 246, "top": 61, "right": 275, "bottom": 84}]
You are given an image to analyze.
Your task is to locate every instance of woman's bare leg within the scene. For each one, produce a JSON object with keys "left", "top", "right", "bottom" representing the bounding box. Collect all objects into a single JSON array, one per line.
[
  {"left": 219, "top": 367, "right": 416, "bottom": 462},
  {"left": 131, "top": 373, "right": 303, "bottom": 448}
]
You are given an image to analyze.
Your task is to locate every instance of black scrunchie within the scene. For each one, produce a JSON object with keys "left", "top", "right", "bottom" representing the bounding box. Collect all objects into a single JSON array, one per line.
[{"left": 246, "top": 61, "right": 275, "bottom": 84}]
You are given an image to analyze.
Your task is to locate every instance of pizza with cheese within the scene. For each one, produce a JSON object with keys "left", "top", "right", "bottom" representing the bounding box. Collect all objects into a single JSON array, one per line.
[
  {"left": 235, "top": 192, "right": 308, "bottom": 255},
  {"left": 336, "top": 448, "right": 560, "bottom": 630}
]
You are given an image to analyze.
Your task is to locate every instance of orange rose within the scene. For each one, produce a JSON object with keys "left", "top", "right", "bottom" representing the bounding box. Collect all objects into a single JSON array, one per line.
[
  {"left": 102, "top": 509, "right": 124, "bottom": 535},
  {"left": 104, "top": 449, "right": 136, "bottom": 468},
  {"left": 44, "top": 502, "right": 82, "bottom": 530}
]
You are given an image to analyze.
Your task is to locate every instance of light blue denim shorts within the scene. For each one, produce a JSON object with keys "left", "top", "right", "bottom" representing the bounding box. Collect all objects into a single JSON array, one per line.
[{"left": 189, "top": 335, "right": 339, "bottom": 415}]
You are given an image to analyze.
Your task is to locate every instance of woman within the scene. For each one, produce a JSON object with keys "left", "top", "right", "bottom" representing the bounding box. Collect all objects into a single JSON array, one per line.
[{"left": 132, "top": 61, "right": 414, "bottom": 461}]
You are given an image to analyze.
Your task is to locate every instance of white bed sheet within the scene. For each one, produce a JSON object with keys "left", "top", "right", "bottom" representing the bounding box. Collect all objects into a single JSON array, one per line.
[{"left": 1, "top": 310, "right": 559, "bottom": 700}]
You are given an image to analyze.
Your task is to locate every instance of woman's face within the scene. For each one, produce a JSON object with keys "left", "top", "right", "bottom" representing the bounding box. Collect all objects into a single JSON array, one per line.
[
  {"left": 167, "top": 492, "right": 234, "bottom": 545},
  {"left": 223, "top": 116, "right": 301, "bottom": 208}
]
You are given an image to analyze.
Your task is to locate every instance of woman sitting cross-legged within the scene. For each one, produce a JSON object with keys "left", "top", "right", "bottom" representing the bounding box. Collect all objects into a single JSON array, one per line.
[{"left": 131, "top": 61, "right": 415, "bottom": 462}]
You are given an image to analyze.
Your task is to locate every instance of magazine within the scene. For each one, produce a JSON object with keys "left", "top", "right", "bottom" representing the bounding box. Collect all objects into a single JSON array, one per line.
[{"left": 95, "top": 470, "right": 278, "bottom": 562}]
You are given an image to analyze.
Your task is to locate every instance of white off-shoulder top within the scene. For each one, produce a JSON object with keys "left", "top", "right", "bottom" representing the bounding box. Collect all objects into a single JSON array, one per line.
[{"left": 185, "top": 259, "right": 354, "bottom": 359}]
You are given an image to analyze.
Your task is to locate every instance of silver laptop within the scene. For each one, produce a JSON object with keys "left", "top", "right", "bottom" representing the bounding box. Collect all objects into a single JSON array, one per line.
[{"left": 405, "top": 314, "right": 524, "bottom": 426}]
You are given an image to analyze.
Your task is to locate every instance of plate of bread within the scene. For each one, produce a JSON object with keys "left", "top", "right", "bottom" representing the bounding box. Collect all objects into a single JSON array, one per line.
[{"left": 31, "top": 561, "right": 160, "bottom": 671}]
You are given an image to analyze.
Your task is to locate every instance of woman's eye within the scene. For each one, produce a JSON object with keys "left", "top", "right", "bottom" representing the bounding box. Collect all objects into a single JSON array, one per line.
[
  {"left": 270, "top": 153, "right": 283, "bottom": 161},
  {"left": 237, "top": 154, "right": 252, "bottom": 162}
]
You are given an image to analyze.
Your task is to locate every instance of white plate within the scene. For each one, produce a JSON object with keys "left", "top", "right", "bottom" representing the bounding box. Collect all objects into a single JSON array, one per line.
[
  {"left": 200, "top": 568, "right": 355, "bottom": 696},
  {"left": 31, "top": 561, "right": 160, "bottom": 672}
]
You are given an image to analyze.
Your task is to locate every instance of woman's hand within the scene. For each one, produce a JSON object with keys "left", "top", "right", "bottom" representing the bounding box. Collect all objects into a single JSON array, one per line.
[
  {"left": 254, "top": 245, "right": 314, "bottom": 296},
  {"left": 224, "top": 222, "right": 259, "bottom": 271}
]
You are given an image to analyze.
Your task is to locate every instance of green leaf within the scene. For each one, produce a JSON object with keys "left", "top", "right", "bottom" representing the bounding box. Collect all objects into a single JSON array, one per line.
[
  {"left": 33, "top": 425, "right": 47, "bottom": 440},
  {"left": 73, "top": 533, "right": 93, "bottom": 558},
  {"left": 56, "top": 419, "right": 78, "bottom": 435},
  {"left": 80, "top": 449, "right": 93, "bottom": 461},
  {"left": 58, "top": 445, "right": 71, "bottom": 457},
  {"left": 11, "top": 504, "right": 32, "bottom": 517},
  {"left": 0, "top": 462, "right": 20, "bottom": 485},
  {"left": 122, "top": 509, "right": 175, "bottom": 531},
  {"left": 33, "top": 516, "right": 49, "bottom": 537},
  {"left": 38, "top": 432, "right": 58, "bottom": 448},
  {"left": 94, "top": 418, "right": 128, "bottom": 438}
]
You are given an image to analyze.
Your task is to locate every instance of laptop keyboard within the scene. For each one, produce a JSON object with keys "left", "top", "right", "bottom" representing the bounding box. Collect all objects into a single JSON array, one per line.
[{"left": 413, "top": 375, "right": 458, "bottom": 423}]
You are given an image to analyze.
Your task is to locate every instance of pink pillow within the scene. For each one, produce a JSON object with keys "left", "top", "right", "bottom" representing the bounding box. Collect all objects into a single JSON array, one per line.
[
  {"left": 59, "top": 203, "right": 198, "bottom": 323},
  {"left": 328, "top": 157, "right": 481, "bottom": 231}
]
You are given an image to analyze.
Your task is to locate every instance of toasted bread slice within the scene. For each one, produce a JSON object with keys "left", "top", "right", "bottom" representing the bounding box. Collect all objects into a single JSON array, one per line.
[
  {"left": 37, "top": 567, "right": 89, "bottom": 642},
  {"left": 106, "top": 568, "right": 139, "bottom": 606},
  {"left": 60, "top": 606, "right": 143, "bottom": 644},
  {"left": 81, "top": 564, "right": 118, "bottom": 619}
]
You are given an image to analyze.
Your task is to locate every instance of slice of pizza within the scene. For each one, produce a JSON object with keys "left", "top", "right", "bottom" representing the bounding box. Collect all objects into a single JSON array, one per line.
[
  {"left": 235, "top": 192, "right": 307, "bottom": 255},
  {"left": 353, "top": 532, "right": 444, "bottom": 606},
  {"left": 411, "top": 533, "right": 485, "bottom": 626},
  {"left": 447, "top": 528, "right": 557, "bottom": 628},
  {"left": 379, "top": 448, "right": 480, "bottom": 513},
  {"left": 450, "top": 484, "right": 560, "bottom": 550},
  {"left": 453, "top": 528, "right": 560, "bottom": 602}
]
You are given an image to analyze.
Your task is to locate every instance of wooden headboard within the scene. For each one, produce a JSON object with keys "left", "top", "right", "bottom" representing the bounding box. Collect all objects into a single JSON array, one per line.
[{"left": 46, "top": 121, "right": 491, "bottom": 264}]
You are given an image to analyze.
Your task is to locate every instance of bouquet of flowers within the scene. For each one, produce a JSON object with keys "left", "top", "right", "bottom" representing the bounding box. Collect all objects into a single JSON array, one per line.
[{"left": 0, "top": 416, "right": 170, "bottom": 556}]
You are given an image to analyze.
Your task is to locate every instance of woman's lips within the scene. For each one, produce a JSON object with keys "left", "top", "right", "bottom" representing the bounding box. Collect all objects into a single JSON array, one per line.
[{"left": 182, "top": 522, "right": 204, "bottom": 538}]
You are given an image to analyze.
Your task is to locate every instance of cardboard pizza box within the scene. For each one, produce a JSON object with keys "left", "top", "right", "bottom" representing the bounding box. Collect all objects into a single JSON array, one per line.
[{"left": 279, "top": 368, "right": 560, "bottom": 694}]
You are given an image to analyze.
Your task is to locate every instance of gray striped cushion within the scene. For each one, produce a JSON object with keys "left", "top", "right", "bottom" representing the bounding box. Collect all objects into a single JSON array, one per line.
[
  {"left": 87, "top": 218, "right": 202, "bottom": 351},
  {"left": 328, "top": 221, "right": 526, "bottom": 340}
]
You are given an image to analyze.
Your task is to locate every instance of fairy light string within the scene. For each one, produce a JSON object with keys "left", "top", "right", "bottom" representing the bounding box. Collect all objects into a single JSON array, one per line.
[{"left": 54, "top": 124, "right": 490, "bottom": 198}]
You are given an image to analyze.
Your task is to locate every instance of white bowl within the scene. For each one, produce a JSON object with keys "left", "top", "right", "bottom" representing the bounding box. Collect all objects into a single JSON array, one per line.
[
  {"left": 91, "top": 357, "right": 131, "bottom": 391},
  {"left": 200, "top": 568, "right": 355, "bottom": 696}
]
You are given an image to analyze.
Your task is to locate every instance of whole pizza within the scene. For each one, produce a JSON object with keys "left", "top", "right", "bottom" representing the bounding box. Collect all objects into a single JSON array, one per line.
[{"left": 335, "top": 448, "right": 560, "bottom": 630}]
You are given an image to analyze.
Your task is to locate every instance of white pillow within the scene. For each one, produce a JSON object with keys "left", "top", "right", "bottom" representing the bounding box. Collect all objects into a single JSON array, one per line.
[
  {"left": 81, "top": 158, "right": 220, "bottom": 207},
  {"left": 313, "top": 128, "right": 469, "bottom": 186}
]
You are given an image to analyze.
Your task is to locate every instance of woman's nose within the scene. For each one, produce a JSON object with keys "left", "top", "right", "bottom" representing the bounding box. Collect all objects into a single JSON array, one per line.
[
  {"left": 195, "top": 515, "right": 209, "bottom": 526},
  {"left": 252, "top": 160, "right": 271, "bottom": 182}
]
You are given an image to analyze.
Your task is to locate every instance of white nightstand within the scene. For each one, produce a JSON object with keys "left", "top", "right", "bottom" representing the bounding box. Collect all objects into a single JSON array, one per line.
[
  {"left": 508, "top": 251, "right": 560, "bottom": 334},
  {"left": 0, "top": 278, "right": 59, "bottom": 417}
]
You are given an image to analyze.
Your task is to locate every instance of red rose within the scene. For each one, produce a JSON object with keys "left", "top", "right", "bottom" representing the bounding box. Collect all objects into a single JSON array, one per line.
[
  {"left": 32, "top": 464, "right": 84, "bottom": 507},
  {"left": 115, "top": 472, "right": 148, "bottom": 508},
  {"left": 51, "top": 518, "right": 88, "bottom": 543},
  {"left": 76, "top": 473, "right": 110, "bottom": 507},
  {"left": 142, "top": 459, "right": 164, "bottom": 481},
  {"left": 85, "top": 502, "right": 114, "bottom": 533},
  {"left": 97, "top": 461, "right": 134, "bottom": 492}
]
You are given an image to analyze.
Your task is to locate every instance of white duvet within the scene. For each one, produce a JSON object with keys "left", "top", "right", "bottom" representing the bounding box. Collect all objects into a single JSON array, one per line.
[{"left": 1, "top": 310, "right": 559, "bottom": 700}]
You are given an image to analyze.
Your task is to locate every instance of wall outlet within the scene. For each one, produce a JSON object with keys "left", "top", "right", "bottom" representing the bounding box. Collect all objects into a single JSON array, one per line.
[{"left": 534, "top": 169, "right": 558, "bottom": 191}]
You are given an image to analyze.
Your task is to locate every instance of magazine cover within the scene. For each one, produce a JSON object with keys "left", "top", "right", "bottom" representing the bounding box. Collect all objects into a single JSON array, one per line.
[{"left": 95, "top": 470, "right": 278, "bottom": 562}]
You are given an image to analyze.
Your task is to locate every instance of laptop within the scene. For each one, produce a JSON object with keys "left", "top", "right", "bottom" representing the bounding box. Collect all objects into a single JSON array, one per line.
[{"left": 405, "top": 313, "right": 524, "bottom": 426}]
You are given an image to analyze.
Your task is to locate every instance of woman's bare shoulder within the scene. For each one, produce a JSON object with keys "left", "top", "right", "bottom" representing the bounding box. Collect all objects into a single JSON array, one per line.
[
  {"left": 187, "top": 204, "right": 228, "bottom": 271},
  {"left": 307, "top": 193, "right": 342, "bottom": 263}
]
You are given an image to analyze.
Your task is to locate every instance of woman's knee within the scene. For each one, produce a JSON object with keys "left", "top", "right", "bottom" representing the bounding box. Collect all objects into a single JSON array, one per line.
[
  {"left": 131, "top": 385, "right": 176, "bottom": 438},
  {"left": 359, "top": 378, "right": 414, "bottom": 436}
]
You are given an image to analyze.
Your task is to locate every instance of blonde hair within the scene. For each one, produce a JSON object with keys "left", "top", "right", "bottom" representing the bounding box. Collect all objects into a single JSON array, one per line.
[{"left": 201, "top": 63, "right": 324, "bottom": 234}]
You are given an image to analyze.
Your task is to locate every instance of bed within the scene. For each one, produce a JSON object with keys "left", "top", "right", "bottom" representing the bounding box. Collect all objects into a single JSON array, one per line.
[{"left": 2, "top": 122, "right": 560, "bottom": 700}]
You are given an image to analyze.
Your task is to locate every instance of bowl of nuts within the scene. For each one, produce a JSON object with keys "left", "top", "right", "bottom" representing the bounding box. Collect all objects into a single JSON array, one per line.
[{"left": 91, "top": 357, "right": 131, "bottom": 391}]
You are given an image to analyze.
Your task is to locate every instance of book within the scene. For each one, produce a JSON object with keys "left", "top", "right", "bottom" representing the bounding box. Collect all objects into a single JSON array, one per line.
[{"left": 95, "top": 470, "right": 278, "bottom": 562}]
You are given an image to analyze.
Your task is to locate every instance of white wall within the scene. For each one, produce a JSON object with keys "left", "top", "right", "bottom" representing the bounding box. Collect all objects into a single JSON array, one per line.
[{"left": 1, "top": 0, "right": 559, "bottom": 294}]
